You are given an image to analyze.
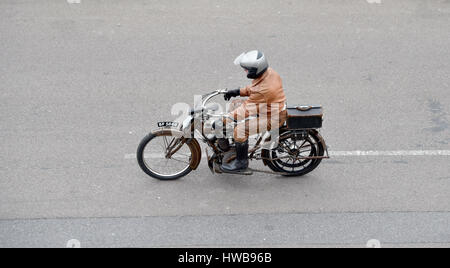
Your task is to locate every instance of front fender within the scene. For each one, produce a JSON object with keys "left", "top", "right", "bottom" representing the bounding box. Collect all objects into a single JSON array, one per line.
[{"left": 185, "top": 138, "right": 202, "bottom": 170}]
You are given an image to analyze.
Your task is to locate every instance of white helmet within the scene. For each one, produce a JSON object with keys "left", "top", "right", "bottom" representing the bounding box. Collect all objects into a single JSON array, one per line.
[{"left": 234, "top": 50, "right": 269, "bottom": 79}]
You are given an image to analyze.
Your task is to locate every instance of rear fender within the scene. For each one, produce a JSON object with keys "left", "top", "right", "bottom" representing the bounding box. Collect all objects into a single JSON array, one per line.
[{"left": 308, "top": 129, "right": 328, "bottom": 151}]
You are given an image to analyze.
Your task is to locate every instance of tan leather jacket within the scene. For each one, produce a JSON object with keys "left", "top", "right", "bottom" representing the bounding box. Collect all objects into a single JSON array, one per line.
[{"left": 228, "top": 67, "right": 286, "bottom": 120}]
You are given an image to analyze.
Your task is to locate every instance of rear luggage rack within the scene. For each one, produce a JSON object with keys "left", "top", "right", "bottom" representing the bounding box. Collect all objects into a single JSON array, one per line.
[{"left": 286, "top": 105, "right": 323, "bottom": 129}]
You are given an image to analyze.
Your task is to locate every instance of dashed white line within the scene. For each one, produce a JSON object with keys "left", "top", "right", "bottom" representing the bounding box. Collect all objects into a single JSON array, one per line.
[
  {"left": 329, "top": 150, "right": 450, "bottom": 156},
  {"left": 125, "top": 153, "right": 167, "bottom": 159},
  {"left": 125, "top": 150, "right": 450, "bottom": 159}
]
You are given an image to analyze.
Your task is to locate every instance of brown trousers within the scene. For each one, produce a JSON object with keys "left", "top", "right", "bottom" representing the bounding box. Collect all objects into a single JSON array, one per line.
[{"left": 229, "top": 99, "right": 287, "bottom": 143}]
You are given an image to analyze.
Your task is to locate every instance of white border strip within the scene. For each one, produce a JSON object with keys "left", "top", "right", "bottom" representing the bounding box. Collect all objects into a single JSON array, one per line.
[{"left": 125, "top": 150, "right": 450, "bottom": 159}]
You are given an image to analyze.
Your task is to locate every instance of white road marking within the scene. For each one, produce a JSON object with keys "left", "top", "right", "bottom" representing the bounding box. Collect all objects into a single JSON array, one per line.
[
  {"left": 329, "top": 150, "right": 450, "bottom": 156},
  {"left": 125, "top": 150, "right": 450, "bottom": 159},
  {"left": 125, "top": 153, "right": 174, "bottom": 159}
]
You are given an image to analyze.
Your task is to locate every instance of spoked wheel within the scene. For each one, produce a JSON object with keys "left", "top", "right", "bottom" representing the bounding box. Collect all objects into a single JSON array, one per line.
[
  {"left": 137, "top": 130, "right": 199, "bottom": 180},
  {"left": 262, "top": 129, "right": 325, "bottom": 177}
]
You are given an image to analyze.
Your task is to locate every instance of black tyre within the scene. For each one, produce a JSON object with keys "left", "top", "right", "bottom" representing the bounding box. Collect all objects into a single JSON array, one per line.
[{"left": 262, "top": 129, "right": 325, "bottom": 177}]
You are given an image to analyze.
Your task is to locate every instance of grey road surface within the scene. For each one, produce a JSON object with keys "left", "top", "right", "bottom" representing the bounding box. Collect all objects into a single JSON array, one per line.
[{"left": 0, "top": 0, "right": 449, "bottom": 247}]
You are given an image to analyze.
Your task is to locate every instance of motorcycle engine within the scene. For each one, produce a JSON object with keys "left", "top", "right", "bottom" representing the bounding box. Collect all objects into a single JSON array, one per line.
[{"left": 217, "top": 138, "right": 230, "bottom": 152}]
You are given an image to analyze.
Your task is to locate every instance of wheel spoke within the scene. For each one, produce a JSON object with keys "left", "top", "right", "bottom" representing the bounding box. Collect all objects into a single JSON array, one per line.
[
  {"left": 265, "top": 131, "right": 324, "bottom": 176},
  {"left": 167, "top": 137, "right": 176, "bottom": 149},
  {"left": 159, "top": 142, "right": 166, "bottom": 152},
  {"left": 163, "top": 136, "right": 169, "bottom": 150},
  {"left": 169, "top": 157, "right": 190, "bottom": 165},
  {"left": 173, "top": 153, "right": 191, "bottom": 158},
  {"left": 298, "top": 139, "right": 308, "bottom": 149},
  {"left": 142, "top": 134, "right": 192, "bottom": 178},
  {"left": 299, "top": 144, "right": 311, "bottom": 150}
]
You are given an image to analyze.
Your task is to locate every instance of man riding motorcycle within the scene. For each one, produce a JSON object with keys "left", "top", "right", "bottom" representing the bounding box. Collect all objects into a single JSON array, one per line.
[{"left": 220, "top": 50, "right": 288, "bottom": 174}]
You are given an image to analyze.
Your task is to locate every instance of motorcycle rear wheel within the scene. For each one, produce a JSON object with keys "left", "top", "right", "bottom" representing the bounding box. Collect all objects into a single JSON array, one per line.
[{"left": 262, "top": 129, "right": 325, "bottom": 177}]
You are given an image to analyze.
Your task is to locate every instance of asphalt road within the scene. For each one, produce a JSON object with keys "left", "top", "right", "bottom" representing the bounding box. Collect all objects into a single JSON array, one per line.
[{"left": 0, "top": 0, "right": 449, "bottom": 247}]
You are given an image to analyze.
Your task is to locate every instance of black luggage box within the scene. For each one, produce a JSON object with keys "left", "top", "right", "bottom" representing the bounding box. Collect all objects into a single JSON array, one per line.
[{"left": 286, "top": 105, "right": 323, "bottom": 129}]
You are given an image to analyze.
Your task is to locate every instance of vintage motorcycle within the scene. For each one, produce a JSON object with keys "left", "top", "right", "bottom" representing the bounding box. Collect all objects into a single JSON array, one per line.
[{"left": 137, "top": 89, "right": 329, "bottom": 180}]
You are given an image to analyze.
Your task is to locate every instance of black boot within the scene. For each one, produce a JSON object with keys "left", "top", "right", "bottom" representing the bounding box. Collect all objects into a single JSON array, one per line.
[{"left": 221, "top": 141, "right": 250, "bottom": 174}]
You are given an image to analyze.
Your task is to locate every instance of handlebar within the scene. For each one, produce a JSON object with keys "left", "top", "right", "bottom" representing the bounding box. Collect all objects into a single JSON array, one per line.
[
  {"left": 189, "top": 89, "right": 228, "bottom": 115},
  {"left": 201, "top": 89, "right": 227, "bottom": 108},
  {"left": 189, "top": 89, "right": 240, "bottom": 122}
]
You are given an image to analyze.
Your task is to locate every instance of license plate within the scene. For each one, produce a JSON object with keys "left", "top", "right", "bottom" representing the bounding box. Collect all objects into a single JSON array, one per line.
[{"left": 157, "top": 121, "right": 179, "bottom": 128}]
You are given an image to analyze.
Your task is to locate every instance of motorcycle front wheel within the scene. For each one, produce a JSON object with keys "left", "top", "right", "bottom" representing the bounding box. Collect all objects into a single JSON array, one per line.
[{"left": 137, "top": 130, "right": 197, "bottom": 180}]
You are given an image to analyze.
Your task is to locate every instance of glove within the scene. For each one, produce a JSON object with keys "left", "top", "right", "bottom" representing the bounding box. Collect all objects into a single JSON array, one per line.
[{"left": 224, "top": 88, "right": 240, "bottom": 101}]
